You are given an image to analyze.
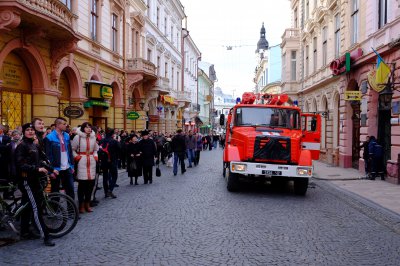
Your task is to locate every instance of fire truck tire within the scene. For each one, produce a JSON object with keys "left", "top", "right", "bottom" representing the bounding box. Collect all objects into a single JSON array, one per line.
[
  {"left": 226, "top": 170, "right": 239, "bottom": 192},
  {"left": 293, "top": 178, "right": 308, "bottom": 195}
]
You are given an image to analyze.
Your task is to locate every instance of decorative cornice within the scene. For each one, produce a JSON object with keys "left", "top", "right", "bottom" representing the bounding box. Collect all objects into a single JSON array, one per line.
[
  {"left": 0, "top": 9, "right": 21, "bottom": 31},
  {"left": 131, "top": 11, "right": 145, "bottom": 28}
]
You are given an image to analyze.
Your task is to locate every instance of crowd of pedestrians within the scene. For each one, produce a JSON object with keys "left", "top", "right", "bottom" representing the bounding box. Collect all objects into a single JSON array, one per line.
[{"left": 0, "top": 119, "right": 225, "bottom": 246}]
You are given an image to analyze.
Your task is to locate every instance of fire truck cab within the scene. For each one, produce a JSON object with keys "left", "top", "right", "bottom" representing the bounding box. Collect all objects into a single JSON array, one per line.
[{"left": 221, "top": 92, "right": 321, "bottom": 195}]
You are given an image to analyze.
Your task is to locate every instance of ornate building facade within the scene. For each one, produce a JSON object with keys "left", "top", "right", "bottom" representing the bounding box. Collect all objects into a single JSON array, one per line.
[
  {"left": 0, "top": 0, "right": 199, "bottom": 134},
  {"left": 281, "top": 0, "right": 400, "bottom": 182}
]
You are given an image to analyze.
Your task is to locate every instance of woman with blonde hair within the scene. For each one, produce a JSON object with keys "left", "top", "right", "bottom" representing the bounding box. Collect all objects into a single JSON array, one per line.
[{"left": 71, "top": 122, "right": 99, "bottom": 213}]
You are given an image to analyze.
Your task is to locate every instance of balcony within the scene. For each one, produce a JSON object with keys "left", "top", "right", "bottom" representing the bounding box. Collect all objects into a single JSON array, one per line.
[
  {"left": 127, "top": 58, "right": 157, "bottom": 79},
  {"left": 0, "top": 0, "right": 78, "bottom": 40},
  {"left": 177, "top": 91, "right": 192, "bottom": 104},
  {"left": 281, "top": 28, "right": 300, "bottom": 48},
  {"left": 152, "top": 77, "right": 171, "bottom": 94}
]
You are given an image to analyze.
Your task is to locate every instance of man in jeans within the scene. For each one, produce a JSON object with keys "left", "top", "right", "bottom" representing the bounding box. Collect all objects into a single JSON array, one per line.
[
  {"left": 99, "top": 128, "right": 120, "bottom": 198},
  {"left": 185, "top": 130, "right": 196, "bottom": 168},
  {"left": 45, "top": 117, "right": 75, "bottom": 199}
]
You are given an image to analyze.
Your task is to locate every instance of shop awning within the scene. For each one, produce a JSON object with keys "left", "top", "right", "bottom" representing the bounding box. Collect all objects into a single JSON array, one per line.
[{"left": 195, "top": 116, "right": 203, "bottom": 125}]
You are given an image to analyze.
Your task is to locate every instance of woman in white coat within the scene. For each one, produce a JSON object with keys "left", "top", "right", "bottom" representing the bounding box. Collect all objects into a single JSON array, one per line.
[{"left": 71, "top": 122, "right": 99, "bottom": 213}]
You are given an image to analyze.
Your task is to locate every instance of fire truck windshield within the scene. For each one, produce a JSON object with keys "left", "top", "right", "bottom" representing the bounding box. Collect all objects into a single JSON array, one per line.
[{"left": 235, "top": 107, "right": 300, "bottom": 129}]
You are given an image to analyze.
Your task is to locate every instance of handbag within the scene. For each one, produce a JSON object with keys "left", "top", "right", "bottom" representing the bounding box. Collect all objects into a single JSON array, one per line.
[
  {"left": 129, "top": 159, "right": 137, "bottom": 171},
  {"left": 73, "top": 137, "right": 81, "bottom": 181},
  {"left": 156, "top": 163, "right": 161, "bottom": 177}
]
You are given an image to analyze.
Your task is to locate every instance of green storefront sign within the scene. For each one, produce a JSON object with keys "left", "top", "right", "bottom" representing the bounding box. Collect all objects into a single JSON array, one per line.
[
  {"left": 83, "top": 100, "right": 110, "bottom": 108},
  {"left": 127, "top": 111, "right": 140, "bottom": 120}
]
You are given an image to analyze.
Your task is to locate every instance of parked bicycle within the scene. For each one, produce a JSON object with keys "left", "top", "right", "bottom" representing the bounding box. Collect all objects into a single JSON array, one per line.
[{"left": 0, "top": 176, "right": 79, "bottom": 238}]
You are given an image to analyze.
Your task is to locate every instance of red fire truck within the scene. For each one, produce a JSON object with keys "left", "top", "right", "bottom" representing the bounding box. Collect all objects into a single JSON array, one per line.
[{"left": 221, "top": 92, "right": 321, "bottom": 195}]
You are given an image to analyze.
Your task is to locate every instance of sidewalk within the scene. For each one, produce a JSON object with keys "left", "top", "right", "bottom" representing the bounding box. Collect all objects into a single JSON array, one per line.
[{"left": 313, "top": 160, "right": 400, "bottom": 216}]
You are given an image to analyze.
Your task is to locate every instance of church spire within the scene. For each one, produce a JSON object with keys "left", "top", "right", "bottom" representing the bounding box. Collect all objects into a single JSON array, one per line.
[{"left": 256, "top": 22, "right": 269, "bottom": 53}]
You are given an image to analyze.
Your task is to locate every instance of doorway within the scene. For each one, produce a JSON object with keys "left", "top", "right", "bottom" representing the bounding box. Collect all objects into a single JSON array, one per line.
[{"left": 378, "top": 109, "right": 391, "bottom": 174}]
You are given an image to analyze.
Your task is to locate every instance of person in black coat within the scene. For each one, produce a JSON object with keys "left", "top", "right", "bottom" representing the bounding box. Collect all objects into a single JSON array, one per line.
[
  {"left": 171, "top": 129, "right": 186, "bottom": 175},
  {"left": 138, "top": 130, "right": 157, "bottom": 184},
  {"left": 360, "top": 136, "right": 370, "bottom": 177},
  {"left": 0, "top": 125, "right": 11, "bottom": 180},
  {"left": 15, "top": 123, "right": 56, "bottom": 246},
  {"left": 99, "top": 128, "right": 120, "bottom": 198},
  {"left": 126, "top": 135, "right": 142, "bottom": 185}
]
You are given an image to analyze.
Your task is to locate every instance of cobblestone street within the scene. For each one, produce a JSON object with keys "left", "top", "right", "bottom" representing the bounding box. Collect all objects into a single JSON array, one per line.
[{"left": 1, "top": 148, "right": 400, "bottom": 265}]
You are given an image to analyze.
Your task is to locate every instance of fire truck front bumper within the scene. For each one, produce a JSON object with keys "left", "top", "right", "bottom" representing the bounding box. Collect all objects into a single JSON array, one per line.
[{"left": 229, "top": 161, "right": 313, "bottom": 178}]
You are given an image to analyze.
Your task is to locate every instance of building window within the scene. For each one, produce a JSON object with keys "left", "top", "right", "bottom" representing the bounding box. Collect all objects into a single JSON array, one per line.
[
  {"left": 112, "top": 14, "right": 118, "bottom": 52},
  {"left": 147, "top": 49, "right": 152, "bottom": 61},
  {"left": 351, "top": 0, "right": 359, "bottom": 44},
  {"left": 334, "top": 14, "right": 340, "bottom": 58},
  {"left": 90, "top": 0, "right": 99, "bottom": 41},
  {"left": 164, "top": 17, "right": 167, "bottom": 35},
  {"left": 305, "top": 45, "right": 309, "bottom": 77},
  {"left": 156, "top": 7, "right": 160, "bottom": 27},
  {"left": 322, "top": 27, "right": 327, "bottom": 66},
  {"left": 157, "top": 56, "right": 160, "bottom": 76},
  {"left": 171, "top": 67, "right": 174, "bottom": 88},
  {"left": 305, "top": 0, "right": 309, "bottom": 21},
  {"left": 294, "top": 8, "right": 298, "bottom": 28},
  {"left": 379, "top": 0, "right": 387, "bottom": 29},
  {"left": 165, "top": 62, "right": 168, "bottom": 78},
  {"left": 177, "top": 71, "right": 180, "bottom": 90},
  {"left": 291, "top": 51, "right": 297, "bottom": 81},
  {"left": 171, "top": 26, "right": 174, "bottom": 42},
  {"left": 61, "top": 0, "right": 71, "bottom": 10},
  {"left": 134, "top": 31, "right": 140, "bottom": 58},
  {"left": 147, "top": 0, "right": 151, "bottom": 17},
  {"left": 313, "top": 37, "right": 317, "bottom": 72}
]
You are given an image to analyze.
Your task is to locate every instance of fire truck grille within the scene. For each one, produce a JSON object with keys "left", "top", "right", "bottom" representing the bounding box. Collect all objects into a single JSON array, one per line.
[{"left": 253, "top": 136, "right": 291, "bottom": 162}]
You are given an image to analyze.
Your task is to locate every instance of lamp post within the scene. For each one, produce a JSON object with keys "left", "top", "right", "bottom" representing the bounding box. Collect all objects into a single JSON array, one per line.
[{"left": 379, "top": 82, "right": 393, "bottom": 110}]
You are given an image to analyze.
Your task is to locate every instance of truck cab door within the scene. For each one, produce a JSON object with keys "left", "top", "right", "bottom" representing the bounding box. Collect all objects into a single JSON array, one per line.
[{"left": 301, "top": 114, "right": 321, "bottom": 160}]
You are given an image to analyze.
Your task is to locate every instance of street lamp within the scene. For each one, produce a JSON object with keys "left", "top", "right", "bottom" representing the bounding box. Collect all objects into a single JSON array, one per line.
[{"left": 379, "top": 82, "right": 393, "bottom": 110}]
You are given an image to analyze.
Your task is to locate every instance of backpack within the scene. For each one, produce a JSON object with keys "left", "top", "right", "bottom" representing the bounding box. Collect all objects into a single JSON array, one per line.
[
  {"left": 163, "top": 142, "right": 172, "bottom": 154},
  {"left": 98, "top": 142, "right": 111, "bottom": 164}
]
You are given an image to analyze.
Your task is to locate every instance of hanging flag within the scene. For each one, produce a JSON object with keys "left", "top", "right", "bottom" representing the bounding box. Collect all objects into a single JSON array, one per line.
[{"left": 372, "top": 47, "right": 391, "bottom": 86}]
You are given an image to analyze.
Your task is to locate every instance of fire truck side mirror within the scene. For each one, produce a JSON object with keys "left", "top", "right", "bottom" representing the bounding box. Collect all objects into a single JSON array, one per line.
[{"left": 219, "top": 114, "right": 225, "bottom": 126}]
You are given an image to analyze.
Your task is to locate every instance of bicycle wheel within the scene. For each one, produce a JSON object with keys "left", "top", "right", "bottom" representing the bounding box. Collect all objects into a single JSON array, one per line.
[{"left": 42, "top": 192, "right": 78, "bottom": 238}]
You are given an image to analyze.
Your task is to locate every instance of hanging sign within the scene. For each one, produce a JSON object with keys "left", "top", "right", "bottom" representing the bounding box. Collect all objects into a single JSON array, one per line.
[
  {"left": 63, "top": 106, "right": 84, "bottom": 119},
  {"left": 344, "top": 91, "right": 362, "bottom": 101},
  {"left": 127, "top": 111, "right": 140, "bottom": 120},
  {"left": 148, "top": 115, "right": 159, "bottom": 123}
]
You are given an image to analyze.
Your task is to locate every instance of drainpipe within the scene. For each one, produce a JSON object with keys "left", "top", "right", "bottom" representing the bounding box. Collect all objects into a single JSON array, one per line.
[
  {"left": 122, "top": 0, "right": 127, "bottom": 130},
  {"left": 196, "top": 54, "right": 201, "bottom": 132}
]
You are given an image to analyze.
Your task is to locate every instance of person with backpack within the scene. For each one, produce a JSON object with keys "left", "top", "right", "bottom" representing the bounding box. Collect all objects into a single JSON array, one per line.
[
  {"left": 71, "top": 122, "right": 99, "bottom": 213},
  {"left": 99, "top": 128, "right": 120, "bottom": 198}
]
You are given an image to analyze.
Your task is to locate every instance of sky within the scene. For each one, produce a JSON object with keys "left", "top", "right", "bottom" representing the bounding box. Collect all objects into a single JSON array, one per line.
[{"left": 179, "top": 0, "right": 291, "bottom": 98}]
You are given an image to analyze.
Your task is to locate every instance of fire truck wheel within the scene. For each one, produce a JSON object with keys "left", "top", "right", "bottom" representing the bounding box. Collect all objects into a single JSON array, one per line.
[
  {"left": 293, "top": 178, "right": 309, "bottom": 195},
  {"left": 227, "top": 170, "right": 239, "bottom": 192}
]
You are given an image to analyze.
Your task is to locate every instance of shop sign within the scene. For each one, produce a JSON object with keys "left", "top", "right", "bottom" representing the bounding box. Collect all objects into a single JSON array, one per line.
[
  {"left": 148, "top": 115, "right": 159, "bottom": 123},
  {"left": 83, "top": 100, "right": 110, "bottom": 108},
  {"left": 127, "top": 111, "right": 140, "bottom": 120},
  {"left": 85, "top": 81, "right": 113, "bottom": 99},
  {"left": 344, "top": 91, "right": 361, "bottom": 101},
  {"left": 162, "top": 95, "right": 176, "bottom": 104},
  {"left": 330, "top": 48, "right": 363, "bottom": 75},
  {"left": 63, "top": 105, "right": 84, "bottom": 119},
  {"left": 101, "top": 86, "right": 113, "bottom": 99}
]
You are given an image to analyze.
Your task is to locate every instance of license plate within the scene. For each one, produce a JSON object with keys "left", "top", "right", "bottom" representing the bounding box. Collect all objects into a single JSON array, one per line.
[{"left": 262, "top": 170, "right": 282, "bottom": 176}]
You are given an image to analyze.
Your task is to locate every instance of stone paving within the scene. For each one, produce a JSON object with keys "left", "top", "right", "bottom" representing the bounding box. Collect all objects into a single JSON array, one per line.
[{"left": 1, "top": 148, "right": 400, "bottom": 265}]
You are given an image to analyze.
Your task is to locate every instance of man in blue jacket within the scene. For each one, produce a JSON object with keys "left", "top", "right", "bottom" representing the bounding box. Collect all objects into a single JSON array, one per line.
[{"left": 45, "top": 117, "right": 75, "bottom": 199}]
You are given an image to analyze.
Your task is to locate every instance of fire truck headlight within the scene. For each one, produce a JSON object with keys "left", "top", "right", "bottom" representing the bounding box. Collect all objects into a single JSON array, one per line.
[
  {"left": 232, "top": 163, "right": 246, "bottom": 172},
  {"left": 297, "top": 168, "right": 312, "bottom": 176}
]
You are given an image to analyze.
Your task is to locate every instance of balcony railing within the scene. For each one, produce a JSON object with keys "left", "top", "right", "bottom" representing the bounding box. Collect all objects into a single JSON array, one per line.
[
  {"left": 281, "top": 28, "right": 300, "bottom": 39},
  {"left": 15, "top": 0, "right": 76, "bottom": 29},
  {"left": 127, "top": 58, "right": 156, "bottom": 76},
  {"left": 177, "top": 91, "right": 191, "bottom": 103}
]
